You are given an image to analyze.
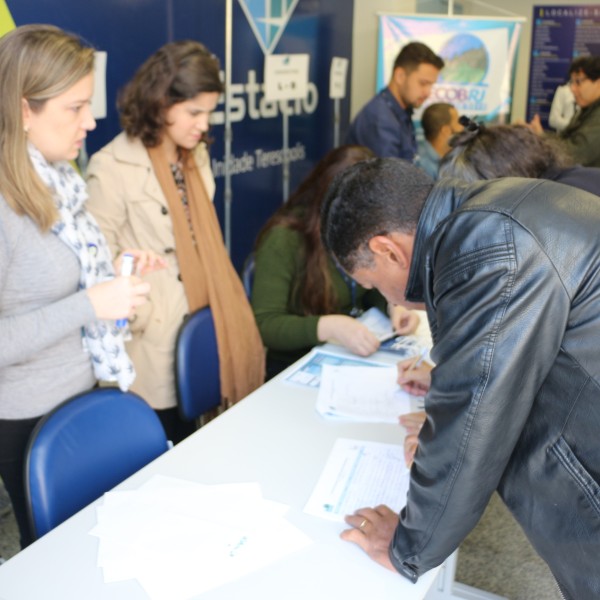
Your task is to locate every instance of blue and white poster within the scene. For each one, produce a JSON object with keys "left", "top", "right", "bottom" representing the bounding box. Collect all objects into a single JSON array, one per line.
[
  {"left": 377, "top": 14, "right": 524, "bottom": 123},
  {"left": 527, "top": 5, "right": 600, "bottom": 127}
]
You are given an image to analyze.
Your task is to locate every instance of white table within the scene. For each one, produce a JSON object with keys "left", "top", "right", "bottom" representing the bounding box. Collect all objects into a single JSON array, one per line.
[
  {"left": 0, "top": 321, "right": 506, "bottom": 600},
  {"left": 0, "top": 358, "right": 442, "bottom": 600}
]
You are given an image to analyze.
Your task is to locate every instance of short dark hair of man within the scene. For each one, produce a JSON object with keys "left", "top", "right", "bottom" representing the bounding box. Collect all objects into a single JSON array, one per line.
[
  {"left": 321, "top": 158, "right": 433, "bottom": 273},
  {"left": 439, "top": 124, "right": 573, "bottom": 182},
  {"left": 393, "top": 42, "right": 445, "bottom": 75},
  {"left": 568, "top": 55, "right": 600, "bottom": 82},
  {"left": 421, "top": 103, "right": 455, "bottom": 142}
]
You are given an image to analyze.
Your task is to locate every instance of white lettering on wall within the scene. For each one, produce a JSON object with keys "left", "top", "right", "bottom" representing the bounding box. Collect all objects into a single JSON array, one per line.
[
  {"left": 212, "top": 70, "right": 319, "bottom": 125},
  {"left": 211, "top": 142, "right": 307, "bottom": 178}
]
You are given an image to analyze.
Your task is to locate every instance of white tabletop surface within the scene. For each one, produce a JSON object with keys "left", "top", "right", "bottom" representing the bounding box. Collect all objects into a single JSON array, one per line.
[{"left": 0, "top": 333, "right": 439, "bottom": 600}]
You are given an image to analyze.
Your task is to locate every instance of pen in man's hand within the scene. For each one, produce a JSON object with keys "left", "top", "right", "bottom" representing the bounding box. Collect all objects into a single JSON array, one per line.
[{"left": 407, "top": 348, "right": 428, "bottom": 371}]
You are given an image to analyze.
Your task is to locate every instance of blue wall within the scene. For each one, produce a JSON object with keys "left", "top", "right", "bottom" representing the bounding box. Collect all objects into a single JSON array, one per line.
[{"left": 8, "top": 0, "right": 353, "bottom": 270}]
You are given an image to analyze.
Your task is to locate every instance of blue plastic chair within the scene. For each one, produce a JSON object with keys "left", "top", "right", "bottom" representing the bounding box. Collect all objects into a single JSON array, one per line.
[
  {"left": 25, "top": 388, "right": 169, "bottom": 539},
  {"left": 174, "top": 307, "right": 221, "bottom": 422}
]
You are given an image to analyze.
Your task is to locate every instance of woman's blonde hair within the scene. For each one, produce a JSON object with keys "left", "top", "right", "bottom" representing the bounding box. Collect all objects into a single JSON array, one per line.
[{"left": 0, "top": 24, "right": 94, "bottom": 230}]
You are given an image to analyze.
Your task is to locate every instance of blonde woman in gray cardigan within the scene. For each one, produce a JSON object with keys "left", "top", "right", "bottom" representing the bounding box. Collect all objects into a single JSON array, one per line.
[{"left": 0, "top": 25, "right": 160, "bottom": 550}]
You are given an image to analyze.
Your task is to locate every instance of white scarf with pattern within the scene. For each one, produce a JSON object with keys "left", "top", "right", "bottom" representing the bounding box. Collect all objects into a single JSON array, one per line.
[{"left": 29, "top": 144, "right": 135, "bottom": 391}]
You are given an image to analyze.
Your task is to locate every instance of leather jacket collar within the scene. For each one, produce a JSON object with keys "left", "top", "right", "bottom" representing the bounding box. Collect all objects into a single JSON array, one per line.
[{"left": 405, "top": 178, "right": 489, "bottom": 303}]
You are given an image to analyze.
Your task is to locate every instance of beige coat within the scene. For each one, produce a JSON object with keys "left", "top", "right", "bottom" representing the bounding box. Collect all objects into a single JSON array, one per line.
[{"left": 86, "top": 133, "right": 216, "bottom": 410}]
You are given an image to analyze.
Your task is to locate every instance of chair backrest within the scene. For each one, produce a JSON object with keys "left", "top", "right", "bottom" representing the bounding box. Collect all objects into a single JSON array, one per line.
[
  {"left": 174, "top": 306, "right": 221, "bottom": 421},
  {"left": 242, "top": 253, "right": 255, "bottom": 299},
  {"left": 25, "top": 388, "right": 169, "bottom": 539}
]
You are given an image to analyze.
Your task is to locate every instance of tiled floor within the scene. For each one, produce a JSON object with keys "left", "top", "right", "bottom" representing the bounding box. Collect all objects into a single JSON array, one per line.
[
  {"left": 455, "top": 493, "right": 561, "bottom": 600},
  {"left": 0, "top": 481, "right": 561, "bottom": 599}
]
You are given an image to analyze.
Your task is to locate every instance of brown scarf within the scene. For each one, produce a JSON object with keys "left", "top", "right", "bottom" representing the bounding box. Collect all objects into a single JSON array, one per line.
[{"left": 148, "top": 145, "right": 265, "bottom": 409}]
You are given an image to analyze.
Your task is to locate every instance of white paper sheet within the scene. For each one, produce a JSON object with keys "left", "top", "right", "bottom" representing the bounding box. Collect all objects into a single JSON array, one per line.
[
  {"left": 316, "top": 364, "right": 424, "bottom": 423},
  {"left": 90, "top": 475, "right": 312, "bottom": 599},
  {"left": 304, "top": 438, "right": 410, "bottom": 521},
  {"left": 356, "top": 307, "right": 395, "bottom": 340},
  {"left": 284, "top": 348, "right": 388, "bottom": 388}
]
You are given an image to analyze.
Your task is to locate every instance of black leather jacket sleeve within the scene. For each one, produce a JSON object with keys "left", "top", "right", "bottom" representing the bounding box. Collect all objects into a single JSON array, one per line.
[{"left": 389, "top": 209, "right": 571, "bottom": 578}]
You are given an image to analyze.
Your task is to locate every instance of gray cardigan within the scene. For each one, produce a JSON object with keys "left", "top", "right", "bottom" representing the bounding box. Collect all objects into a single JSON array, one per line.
[{"left": 0, "top": 196, "right": 96, "bottom": 419}]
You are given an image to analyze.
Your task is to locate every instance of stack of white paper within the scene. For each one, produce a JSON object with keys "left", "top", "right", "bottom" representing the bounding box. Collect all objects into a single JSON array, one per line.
[
  {"left": 316, "top": 364, "right": 424, "bottom": 423},
  {"left": 89, "top": 475, "right": 312, "bottom": 599}
]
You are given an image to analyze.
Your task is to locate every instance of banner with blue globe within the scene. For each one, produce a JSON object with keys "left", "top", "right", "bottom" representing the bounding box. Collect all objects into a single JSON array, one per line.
[{"left": 377, "top": 14, "right": 524, "bottom": 124}]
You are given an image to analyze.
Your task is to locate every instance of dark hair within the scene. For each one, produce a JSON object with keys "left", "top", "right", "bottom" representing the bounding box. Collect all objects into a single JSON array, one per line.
[
  {"left": 256, "top": 145, "right": 376, "bottom": 315},
  {"left": 321, "top": 158, "right": 432, "bottom": 273},
  {"left": 421, "top": 102, "right": 455, "bottom": 142},
  {"left": 119, "top": 40, "right": 224, "bottom": 147},
  {"left": 568, "top": 55, "right": 600, "bottom": 82},
  {"left": 438, "top": 122, "right": 573, "bottom": 182},
  {"left": 393, "top": 42, "right": 444, "bottom": 75}
]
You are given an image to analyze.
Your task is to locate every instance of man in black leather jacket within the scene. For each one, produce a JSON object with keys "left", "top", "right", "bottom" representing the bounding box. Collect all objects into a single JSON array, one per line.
[{"left": 321, "top": 158, "right": 600, "bottom": 600}]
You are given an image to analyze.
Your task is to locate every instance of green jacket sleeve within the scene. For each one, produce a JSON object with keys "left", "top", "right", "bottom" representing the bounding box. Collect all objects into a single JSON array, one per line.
[
  {"left": 251, "top": 226, "right": 320, "bottom": 352},
  {"left": 559, "top": 100, "right": 600, "bottom": 167}
]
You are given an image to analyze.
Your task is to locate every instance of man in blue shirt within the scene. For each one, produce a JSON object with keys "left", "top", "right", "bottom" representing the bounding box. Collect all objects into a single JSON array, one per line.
[
  {"left": 346, "top": 42, "right": 444, "bottom": 160},
  {"left": 416, "top": 102, "right": 463, "bottom": 179}
]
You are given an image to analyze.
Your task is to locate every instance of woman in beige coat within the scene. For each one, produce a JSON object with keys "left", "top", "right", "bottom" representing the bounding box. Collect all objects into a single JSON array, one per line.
[{"left": 87, "top": 41, "right": 265, "bottom": 443}]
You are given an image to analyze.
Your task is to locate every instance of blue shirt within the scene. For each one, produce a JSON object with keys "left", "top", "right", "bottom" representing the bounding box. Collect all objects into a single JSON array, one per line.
[
  {"left": 415, "top": 140, "right": 440, "bottom": 179},
  {"left": 346, "top": 88, "right": 417, "bottom": 160}
]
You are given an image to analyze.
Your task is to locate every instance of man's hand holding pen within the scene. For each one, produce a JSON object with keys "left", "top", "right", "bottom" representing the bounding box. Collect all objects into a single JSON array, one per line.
[
  {"left": 397, "top": 353, "right": 432, "bottom": 467},
  {"left": 397, "top": 351, "right": 431, "bottom": 396}
]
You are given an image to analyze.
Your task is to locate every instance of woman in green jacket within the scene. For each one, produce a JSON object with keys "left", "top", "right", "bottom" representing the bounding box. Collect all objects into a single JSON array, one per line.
[{"left": 251, "top": 145, "right": 419, "bottom": 379}]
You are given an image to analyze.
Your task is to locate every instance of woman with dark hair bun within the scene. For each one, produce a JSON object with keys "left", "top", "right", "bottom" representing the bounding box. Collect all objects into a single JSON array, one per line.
[
  {"left": 87, "top": 41, "right": 265, "bottom": 442},
  {"left": 439, "top": 120, "right": 600, "bottom": 196},
  {"left": 251, "top": 145, "right": 420, "bottom": 379}
]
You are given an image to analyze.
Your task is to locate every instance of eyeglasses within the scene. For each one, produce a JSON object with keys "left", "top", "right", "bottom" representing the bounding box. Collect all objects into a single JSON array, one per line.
[{"left": 569, "top": 76, "right": 589, "bottom": 87}]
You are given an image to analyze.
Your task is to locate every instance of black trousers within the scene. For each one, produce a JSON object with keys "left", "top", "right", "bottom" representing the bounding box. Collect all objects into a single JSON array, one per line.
[
  {"left": 0, "top": 416, "right": 41, "bottom": 549},
  {"left": 155, "top": 407, "right": 196, "bottom": 445}
]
